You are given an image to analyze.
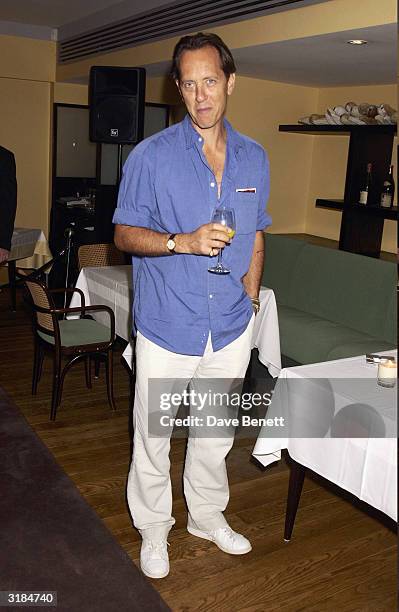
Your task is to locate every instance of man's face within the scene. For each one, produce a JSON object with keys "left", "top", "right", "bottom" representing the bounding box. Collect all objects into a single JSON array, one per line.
[{"left": 176, "top": 45, "right": 235, "bottom": 132}]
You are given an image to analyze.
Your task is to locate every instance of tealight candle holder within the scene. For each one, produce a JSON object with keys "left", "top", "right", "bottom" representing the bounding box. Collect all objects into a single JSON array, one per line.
[{"left": 377, "top": 359, "right": 397, "bottom": 388}]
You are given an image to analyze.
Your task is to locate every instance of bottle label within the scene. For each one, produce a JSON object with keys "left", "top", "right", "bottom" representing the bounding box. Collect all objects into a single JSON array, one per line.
[
  {"left": 359, "top": 190, "right": 368, "bottom": 205},
  {"left": 380, "top": 193, "right": 392, "bottom": 208}
]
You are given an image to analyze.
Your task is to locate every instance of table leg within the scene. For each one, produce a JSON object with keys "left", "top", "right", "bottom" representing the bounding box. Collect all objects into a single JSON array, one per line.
[
  {"left": 284, "top": 459, "right": 306, "bottom": 542},
  {"left": 8, "top": 260, "right": 16, "bottom": 311}
]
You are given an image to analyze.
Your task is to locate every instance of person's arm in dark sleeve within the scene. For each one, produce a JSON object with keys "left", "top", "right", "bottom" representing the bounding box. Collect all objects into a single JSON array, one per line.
[{"left": 0, "top": 148, "right": 17, "bottom": 262}]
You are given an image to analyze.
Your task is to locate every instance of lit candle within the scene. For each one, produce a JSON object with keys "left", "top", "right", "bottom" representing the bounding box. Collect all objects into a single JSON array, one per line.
[{"left": 377, "top": 359, "right": 397, "bottom": 388}]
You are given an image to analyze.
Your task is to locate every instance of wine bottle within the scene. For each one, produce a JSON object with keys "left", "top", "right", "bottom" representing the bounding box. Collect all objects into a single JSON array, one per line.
[
  {"left": 359, "top": 163, "right": 373, "bottom": 205},
  {"left": 380, "top": 165, "right": 395, "bottom": 208}
]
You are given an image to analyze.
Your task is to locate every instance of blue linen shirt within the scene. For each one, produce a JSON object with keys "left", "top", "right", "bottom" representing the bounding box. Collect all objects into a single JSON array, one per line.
[{"left": 113, "top": 114, "right": 271, "bottom": 355}]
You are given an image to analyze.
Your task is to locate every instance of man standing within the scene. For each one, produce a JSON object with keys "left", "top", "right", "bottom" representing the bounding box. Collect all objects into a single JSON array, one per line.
[
  {"left": 114, "top": 32, "right": 271, "bottom": 579},
  {"left": 0, "top": 146, "right": 17, "bottom": 263}
]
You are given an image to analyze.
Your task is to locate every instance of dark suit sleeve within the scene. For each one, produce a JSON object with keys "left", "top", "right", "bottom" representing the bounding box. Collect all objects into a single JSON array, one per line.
[{"left": 0, "top": 147, "right": 17, "bottom": 251}]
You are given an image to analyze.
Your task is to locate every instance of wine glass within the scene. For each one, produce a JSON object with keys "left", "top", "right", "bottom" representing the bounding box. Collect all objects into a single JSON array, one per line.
[{"left": 208, "top": 206, "right": 236, "bottom": 275}]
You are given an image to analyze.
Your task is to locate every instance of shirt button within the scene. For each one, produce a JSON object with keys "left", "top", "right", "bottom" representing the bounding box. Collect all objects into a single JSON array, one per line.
[
  {"left": 210, "top": 182, "right": 215, "bottom": 187},
  {"left": 209, "top": 294, "right": 213, "bottom": 299},
  {"left": 198, "top": 137, "right": 202, "bottom": 142}
]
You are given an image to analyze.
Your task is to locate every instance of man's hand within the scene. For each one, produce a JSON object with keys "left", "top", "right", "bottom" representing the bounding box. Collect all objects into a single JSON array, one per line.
[
  {"left": 114, "top": 223, "right": 232, "bottom": 257},
  {"left": 0, "top": 248, "right": 10, "bottom": 264},
  {"left": 177, "top": 223, "right": 231, "bottom": 256}
]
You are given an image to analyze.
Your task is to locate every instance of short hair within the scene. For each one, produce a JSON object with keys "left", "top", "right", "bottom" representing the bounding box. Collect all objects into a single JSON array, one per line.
[{"left": 171, "top": 32, "right": 236, "bottom": 82}]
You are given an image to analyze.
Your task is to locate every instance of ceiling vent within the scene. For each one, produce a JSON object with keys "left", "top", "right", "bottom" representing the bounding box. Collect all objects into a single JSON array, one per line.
[{"left": 59, "top": 0, "right": 314, "bottom": 63}]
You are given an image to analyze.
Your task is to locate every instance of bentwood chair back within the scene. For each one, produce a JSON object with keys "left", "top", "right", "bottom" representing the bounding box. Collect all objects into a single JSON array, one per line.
[
  {"left": 24, "top": 278, "right": 117, "bottom": 421},
  {"left": 26, "top": 278, "right": 55, "bottom": 336},
  {"left": 78, "top": 243, "right": 126, "bottom": 271}
]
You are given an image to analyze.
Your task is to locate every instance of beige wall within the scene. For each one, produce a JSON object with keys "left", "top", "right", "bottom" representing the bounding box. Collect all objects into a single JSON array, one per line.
[
  {"left": 0, "top": 35, "right": 55, "bottom": 82},
  {"left": 145, "top": 76, "right": 180, "bottom": 106},
  {"left": 0, "top": 77, "right": 52, "bottom": 232},
  {"left": 227, "top": 76, "right": 318, "bottom": 234},
  {"left": 54, "top": 82, "right": 88, "bottom": 105},
  {"left": 0, "top": 36, "right": 56, "bottom": 235},
  {"left": 305, "top": 84, "right": 397, "bottom": 252}
]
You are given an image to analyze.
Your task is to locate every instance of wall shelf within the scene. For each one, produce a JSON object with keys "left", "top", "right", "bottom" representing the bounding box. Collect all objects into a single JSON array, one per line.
[
  {"left": 279, "top": 124, "right": 397, "bottom": 257},
  {"left": 316, "top": 199, "right": 398, "bottom": 221},
  {"left": 279, "top": 124, "right": 397, "bottom": 136}
]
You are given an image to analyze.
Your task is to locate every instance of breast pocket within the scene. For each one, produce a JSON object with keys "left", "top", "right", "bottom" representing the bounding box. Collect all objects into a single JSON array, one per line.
[{"left": 233, "top": 192, "right": 258, "bottom": 235}]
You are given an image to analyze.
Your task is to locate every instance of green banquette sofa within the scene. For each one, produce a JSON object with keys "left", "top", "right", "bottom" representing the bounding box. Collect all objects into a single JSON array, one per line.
[{"left": 261, "top": 234, "right": 397, "bottom": 365}]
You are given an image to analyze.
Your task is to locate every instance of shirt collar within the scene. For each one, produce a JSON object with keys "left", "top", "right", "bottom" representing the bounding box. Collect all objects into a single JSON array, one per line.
[{"left": 182, "top": 114, "right": 244, "bottom": 157}]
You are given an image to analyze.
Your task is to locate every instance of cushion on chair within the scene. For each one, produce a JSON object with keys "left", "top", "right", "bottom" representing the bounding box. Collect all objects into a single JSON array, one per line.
[{"left": 38, "top": 319, "right": 111, "bottom": 347}]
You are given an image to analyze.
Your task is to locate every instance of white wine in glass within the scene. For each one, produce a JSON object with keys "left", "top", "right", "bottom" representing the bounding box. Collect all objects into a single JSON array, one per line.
[{"left": 208, "top": 206, "right": 236, "bottom": 275}]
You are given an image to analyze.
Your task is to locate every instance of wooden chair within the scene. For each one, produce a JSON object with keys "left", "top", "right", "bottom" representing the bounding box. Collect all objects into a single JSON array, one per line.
[
  {"left": 77, "top": 243, "right": 126, "bottom": 271},
  {"left": 77, "top": 242, "right": 126, "bottom": 378},
  {"left": 78, "top": 242, "right": 134, "bottom": 404},
  {"left": 24, "top": 278, "right": 117, "bottom": 421}
]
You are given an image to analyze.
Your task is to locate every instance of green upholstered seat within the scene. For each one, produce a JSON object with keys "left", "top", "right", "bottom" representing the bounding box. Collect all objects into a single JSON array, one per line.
[
  {"left": 262, "top": 234, "right": 397, "bottom": 365},
  {"left": 38, "top": 319, "right": 111, "bottom": 347},
  {"left": 278, "top": 305, "right": 395, "bottom": 365},
  {"left": 24, "top": 277, "right": 116, "bottom": 421}
]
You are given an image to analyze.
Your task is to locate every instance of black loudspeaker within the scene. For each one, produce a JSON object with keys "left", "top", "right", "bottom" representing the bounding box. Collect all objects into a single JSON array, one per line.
[{"left": 89, "top": 66, "right": 146, "bottom": 144}]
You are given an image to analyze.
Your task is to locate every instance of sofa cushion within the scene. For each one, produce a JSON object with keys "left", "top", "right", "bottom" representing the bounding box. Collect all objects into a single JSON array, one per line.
[
  {"left": 287, "top": 244, "right": 396, "bottom": 340},
  {"left": 278, "top": 305, "right": 394, "bottom": 365},
  {"left": 262, "top": 234, "right": 306, "bottom": 305}
]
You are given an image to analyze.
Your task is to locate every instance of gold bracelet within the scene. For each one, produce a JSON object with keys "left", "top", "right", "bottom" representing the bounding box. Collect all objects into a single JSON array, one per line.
[{"left": 250, "top": 297, "right": 260, "bottom": 315}]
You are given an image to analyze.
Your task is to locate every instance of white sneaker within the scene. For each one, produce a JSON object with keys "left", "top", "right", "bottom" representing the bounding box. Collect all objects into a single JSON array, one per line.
[
  {"left": 187, "top": 524, "right": 252, "bottom": 555},
  {"left": 140, "top": 539, "right": 170, "bottom": 579}
]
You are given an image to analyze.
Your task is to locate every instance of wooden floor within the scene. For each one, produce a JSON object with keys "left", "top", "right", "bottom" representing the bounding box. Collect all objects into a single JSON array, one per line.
[{"left": 0, "top": 288, "right": 396, "bottom": 612}]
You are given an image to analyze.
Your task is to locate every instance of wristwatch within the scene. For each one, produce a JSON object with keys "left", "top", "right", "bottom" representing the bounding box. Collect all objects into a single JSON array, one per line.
[
  {"left": 166, "top": 233, "right": 177, "bottom": 254},
  {"left": 251, "top": 297, "right": 261, "bottom": 315}
]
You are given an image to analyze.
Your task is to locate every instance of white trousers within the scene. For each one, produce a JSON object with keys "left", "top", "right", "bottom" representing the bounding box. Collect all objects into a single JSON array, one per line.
[{"left": 127, "top": 316, "right": 255, "bottom": 536}]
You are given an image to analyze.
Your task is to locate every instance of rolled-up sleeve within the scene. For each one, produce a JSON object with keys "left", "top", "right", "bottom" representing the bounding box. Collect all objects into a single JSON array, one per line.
[
  {"left": 256, "top": 148, "right": 272, "bottom": 231},
  {"left": 112, "top": 142, "right": 155, "bottom": 229}
]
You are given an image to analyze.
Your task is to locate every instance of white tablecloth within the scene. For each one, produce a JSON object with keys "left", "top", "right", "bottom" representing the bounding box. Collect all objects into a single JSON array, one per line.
[
  {"left": 70, "top": 266, "right": 282, "bottom": 377},
  {"left": 9, "top": 227, "right": 52, "bottom": 268},
  {"left": 70, "top": 265, "right": 133, "bottom": 340},
  {"left": 252, "top": 352, "right": 397, "bottom": 521},
  {"left": 253, "top": 287, "right": 281, "bottom": 378}
]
